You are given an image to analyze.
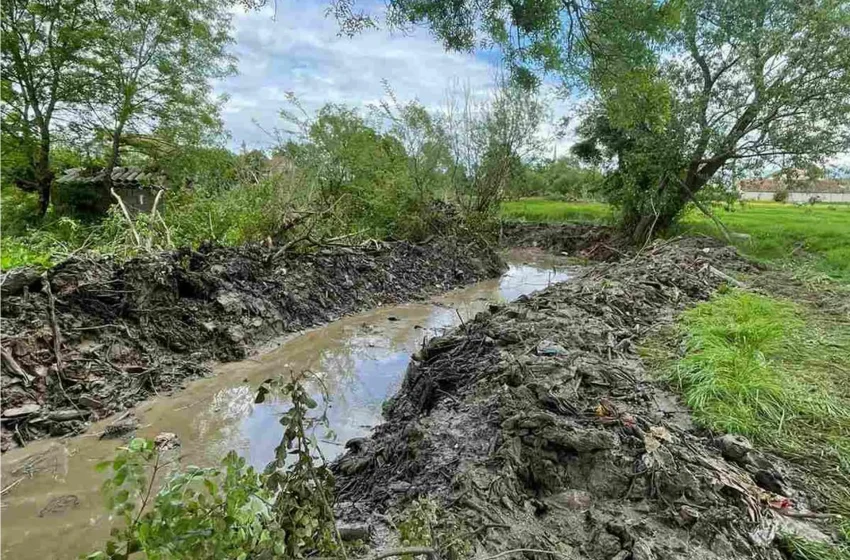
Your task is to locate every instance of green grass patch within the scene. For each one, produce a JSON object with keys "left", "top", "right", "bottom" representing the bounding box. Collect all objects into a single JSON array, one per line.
[
  {"left": 500, "top": 199, "right": 850, "bottom": 283},
  {"left": 666, "top": 290, "right": 850, "bottom": 556},
  {"left": 680, "top": 202, "right": 850, "bottom": 283},
  {"left": 500, "top": 198, "right": 614, "bottom": 224},
  {"left": 672, "top": 290, "right": 850, "bottom": 465},
  {"left": 779, "top": 533, "right": 850, "bottom": 560}
]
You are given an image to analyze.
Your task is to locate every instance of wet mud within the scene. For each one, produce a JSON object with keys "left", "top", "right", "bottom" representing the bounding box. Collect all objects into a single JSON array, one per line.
[
  {"left": 333, "top": 237, "right": 837, "bottom": 559},
  {"left": 0, "top": 238, "right": 503, "bottom": 449},
  {"left": 0, "top": 250, "right": 575, "bottom": 560}
]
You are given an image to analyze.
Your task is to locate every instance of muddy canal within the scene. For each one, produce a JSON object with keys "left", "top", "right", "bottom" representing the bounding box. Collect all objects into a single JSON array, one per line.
[{"left": 1, "top": 250, "right": 575, "bottom": 560}]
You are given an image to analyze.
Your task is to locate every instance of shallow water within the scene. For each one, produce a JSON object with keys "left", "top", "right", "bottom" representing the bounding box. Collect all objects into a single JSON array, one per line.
[{"left": 0, "top": 249, "right": 575, "bottom": 560}]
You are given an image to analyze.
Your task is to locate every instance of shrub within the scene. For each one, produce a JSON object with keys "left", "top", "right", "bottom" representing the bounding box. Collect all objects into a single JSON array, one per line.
[
  {"left": 773, "top": 189, "right": 789, "bottom": 203},
  {"left": 89, "top": 374, "right": 340, "bottom": 560}
]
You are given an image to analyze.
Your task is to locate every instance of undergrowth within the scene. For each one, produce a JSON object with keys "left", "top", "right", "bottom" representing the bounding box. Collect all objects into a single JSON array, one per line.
[
  {"left": 89, "top": 373, "right": 341, "bottom": 559},
  {"left": 655, "top": 289, "right": 850, "bottom": 558}
]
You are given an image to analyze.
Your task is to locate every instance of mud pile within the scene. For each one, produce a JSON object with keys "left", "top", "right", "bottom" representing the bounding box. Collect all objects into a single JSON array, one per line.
[
  {"left": 500, "top": 222, "right": 618, "bottom": 259},
  {"left": 334, "top": 238, "right": 831, "bottom": 559},
  {"left": 0, "top": 239, "right": 503, "bottom": 450}
]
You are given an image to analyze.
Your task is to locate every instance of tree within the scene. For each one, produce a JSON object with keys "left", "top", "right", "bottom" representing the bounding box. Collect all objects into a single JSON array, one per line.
[
  {"left": 1, "top": 0, "right": 95, "bottom": 214},
  {"left": 373, "top": 82, "right": 452, "bottom": 206},
  {"left": 573, "top": 0, "right": 850, "bottom": 240},
  {"left": 80, "top": 0, "right": 235, "bottom": 184},
  {"left": 279, "top": 100, "right": 412, "bottom": 234},
  {"left": 335, "top": 0, "right": 850, "bottom": 240},
  {"left": 440, "top": 80, "right": 546, "bottom": 214}
]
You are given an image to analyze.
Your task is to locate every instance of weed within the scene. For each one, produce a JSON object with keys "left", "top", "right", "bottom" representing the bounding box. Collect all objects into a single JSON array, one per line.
[{"left": 89, "top": 373, "right": 341, "bottom": 559}]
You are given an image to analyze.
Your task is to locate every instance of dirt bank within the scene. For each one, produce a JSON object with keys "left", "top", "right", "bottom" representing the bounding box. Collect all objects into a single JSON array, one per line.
[
  {"left": 0, "top": 238, "right": 504, "bottom": 450},
  {"left": 333, "top": 237, "right": 834, "bottom": 559},
  {"left": 500, "top": 222, "right": 617, "bottom": 259}
]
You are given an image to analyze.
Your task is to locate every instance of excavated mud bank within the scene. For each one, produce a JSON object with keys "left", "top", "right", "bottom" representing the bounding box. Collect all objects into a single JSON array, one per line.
[
  {"left": 0, "top": 238, "right": 504, "bottom": 450},
  {"left": 334, "top": 237, "right": 836, "bottom": 559},
  {"left": 500, "top": 222, "right": 618, "bottom": 259}
]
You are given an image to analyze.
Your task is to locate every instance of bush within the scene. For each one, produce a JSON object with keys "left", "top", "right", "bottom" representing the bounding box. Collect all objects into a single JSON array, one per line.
[
  {"left": 773, "top": 189, "right": 789, "bottom": 203},
  {"left": 89, "top": 374, "right": 340, "bottom": 560}
]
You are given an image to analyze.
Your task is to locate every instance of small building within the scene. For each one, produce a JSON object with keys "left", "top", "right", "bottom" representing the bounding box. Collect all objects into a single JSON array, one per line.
[
  {"left": 55, "top": 166, "right": 165, "bottom": 216},
  {"left": 738, "top": 171, "right": 850, "bottom": 203}
]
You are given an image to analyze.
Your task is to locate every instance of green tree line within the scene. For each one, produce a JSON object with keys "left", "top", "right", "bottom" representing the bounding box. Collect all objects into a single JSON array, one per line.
[{"left": 336, "top": 0, "right": 850, "bottom": 240}]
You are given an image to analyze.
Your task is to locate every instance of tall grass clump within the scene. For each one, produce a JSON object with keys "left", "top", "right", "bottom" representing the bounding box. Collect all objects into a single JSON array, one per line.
[
  {"left": 669, "top": 290, "right": 850, "bottom": 554},
  {"left": 672, "top": 291, "right": 850, "bottom": 465}
]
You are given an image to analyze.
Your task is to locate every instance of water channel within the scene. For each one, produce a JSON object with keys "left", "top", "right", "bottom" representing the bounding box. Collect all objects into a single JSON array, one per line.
[{"left": 0, "top": 249, "right": 576, "bottom": 559}]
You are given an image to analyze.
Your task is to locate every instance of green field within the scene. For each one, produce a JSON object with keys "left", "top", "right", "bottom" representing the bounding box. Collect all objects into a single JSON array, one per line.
[{"left": 501, "top": 199, "right": 850, "bottom": 283}]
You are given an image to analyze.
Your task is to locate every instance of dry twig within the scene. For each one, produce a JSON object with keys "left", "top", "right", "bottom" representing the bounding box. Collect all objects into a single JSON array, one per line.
[{"left": 43, "top": 280, "right": 80, "bottom": 412}]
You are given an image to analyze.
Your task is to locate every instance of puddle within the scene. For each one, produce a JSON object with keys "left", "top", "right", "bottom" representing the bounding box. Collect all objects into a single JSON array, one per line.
[{"left": 0, "top": 249, "right": 576, "bottom": 559}]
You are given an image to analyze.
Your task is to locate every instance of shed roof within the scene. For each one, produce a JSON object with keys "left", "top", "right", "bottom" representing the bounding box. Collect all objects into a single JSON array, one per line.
[{"left": 57, "top": 167, "right": 164, "bottom": 189}]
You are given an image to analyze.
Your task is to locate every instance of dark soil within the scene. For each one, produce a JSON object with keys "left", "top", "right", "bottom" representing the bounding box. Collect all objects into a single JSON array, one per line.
[
  {"left": 500, "top": 222, "right": 619, "bottom": 260},
  {"left": 0, "top": 238, "right": 504, "bottom": 451},
  {"left": 333, "top": 237, "right": 836, "bottom": 559}
]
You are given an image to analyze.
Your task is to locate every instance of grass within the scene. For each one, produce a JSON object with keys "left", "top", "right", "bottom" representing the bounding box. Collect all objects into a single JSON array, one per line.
[
  {"left": 672, "top": 291, "right": 850, "bottom": 468},
  {"left": 500, "top": 198, "right": 615, "bottom": 224},
  {"left": 681, "top": 203, "right": 850, "bottom": 283},
  {"left": 663, "top": 290, "right": 850, "bottom": 558},
  {"left": 499, "top": 199, "right": 850, "bottom": 283}
]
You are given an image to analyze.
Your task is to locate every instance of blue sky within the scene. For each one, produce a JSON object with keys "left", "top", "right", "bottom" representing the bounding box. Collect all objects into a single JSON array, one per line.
[{"left": 214, "top": 1, "right": 576, "bottom": 154}]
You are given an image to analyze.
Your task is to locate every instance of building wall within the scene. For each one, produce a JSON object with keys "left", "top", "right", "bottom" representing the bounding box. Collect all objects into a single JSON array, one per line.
[
  {"left": 113, "top": 187, "right": 164, "bottom": 215},
  {"left": 740, "top": 192, "right": 850, "bottom": 203}
]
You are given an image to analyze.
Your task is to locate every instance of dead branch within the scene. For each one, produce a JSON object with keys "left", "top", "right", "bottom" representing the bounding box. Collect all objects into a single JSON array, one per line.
[
  {"left": 110, "top": 188, "right": 142, "bottom": 246},
  {"left": 150, "top": 188, "right": 164, "bottom": 217},
  {"left": 147, "top": 189, "right": 166, "bottom": 251},
  {"left": 1, "top": 477, "right": 24, "bottom": 496},
  {"left": 676, "top": 178, "right": 732, "bottom": 244},
  {"left": 43, "top": 280, "right": 80, "bottom": 412},
  {"left": 477, "top": 548, "right": 572, "bottom": 560},
  {"left": 706, "top": 265, "right": 747, "bottom": 288},
  {"left": 371, "top": 548, "right": 437, "bottom": 560}
]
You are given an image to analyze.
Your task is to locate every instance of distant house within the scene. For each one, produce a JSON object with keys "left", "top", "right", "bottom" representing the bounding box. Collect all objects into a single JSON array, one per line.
[
  {"left": 738, "top": 170, "right": 850, "bottom": 203},
  {"left": 56, "top": 166, "right": 165, "bottom": 216}
]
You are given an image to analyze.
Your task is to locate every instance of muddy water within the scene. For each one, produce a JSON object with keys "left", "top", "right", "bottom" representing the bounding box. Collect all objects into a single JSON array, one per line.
[{"left": 0, "top": 250, "right": 575, "bottom": 560}]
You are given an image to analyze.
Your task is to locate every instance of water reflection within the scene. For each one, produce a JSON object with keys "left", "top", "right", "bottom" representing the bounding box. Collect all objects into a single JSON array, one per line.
[{"left": 234, "top": 262, "right": 574, "bottom": 466}]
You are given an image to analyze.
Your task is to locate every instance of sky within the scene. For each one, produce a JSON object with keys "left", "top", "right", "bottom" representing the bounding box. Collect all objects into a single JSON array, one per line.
[
  {"left": 214, "top": 2, "right": 848, "bottom": 173},
  {"left": 214, "top": 1, "right": 576, "bottom": 156}
]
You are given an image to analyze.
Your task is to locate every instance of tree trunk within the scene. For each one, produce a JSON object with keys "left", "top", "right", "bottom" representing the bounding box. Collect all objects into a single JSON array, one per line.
[
  {"left": 104, "top": 126, "right": 124, "bottom": 188},
  {"left": 629, "top": 208, "right": 679, "bottom": 244},
  {"left": 35, "top": 134, "right": 53, "bottom": 216}
]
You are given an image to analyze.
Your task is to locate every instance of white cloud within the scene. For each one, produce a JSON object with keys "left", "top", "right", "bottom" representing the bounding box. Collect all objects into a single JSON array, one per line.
[{"left": 216, "top": 1, "right": 508, "bottom": 150}]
